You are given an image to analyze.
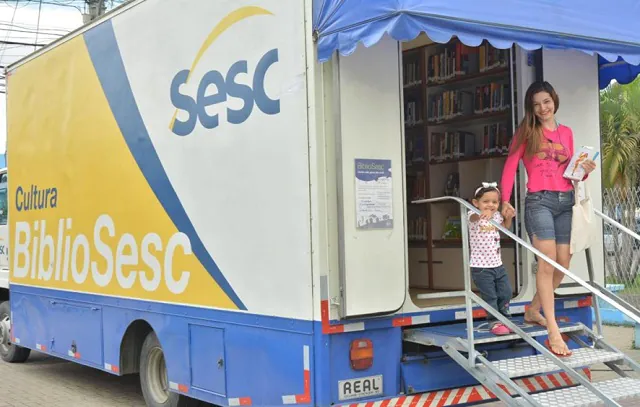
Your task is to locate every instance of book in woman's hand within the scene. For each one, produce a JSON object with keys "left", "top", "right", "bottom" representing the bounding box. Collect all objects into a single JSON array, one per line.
[{"left": 563, "top": 145, "right": 599, "bottom": 181}]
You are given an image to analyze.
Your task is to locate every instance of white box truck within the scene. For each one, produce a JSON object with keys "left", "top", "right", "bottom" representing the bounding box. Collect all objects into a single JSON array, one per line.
[{"left": 2, "top": 1, "right": 640, "bottom": 406}]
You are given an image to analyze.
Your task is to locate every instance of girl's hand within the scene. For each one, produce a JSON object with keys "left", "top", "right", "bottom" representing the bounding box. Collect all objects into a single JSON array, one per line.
[
  {"left": 480, "top": 209, "right": 493, "bottom": 220},
  {"left": 501, "top": 202, "right": 515, "bottom": 219},
  {"left": 581, "top": 159, "right": 597, "bottom": 174},
  {"left": 503, "top": 207, "right": 516, "bottom": 220}
]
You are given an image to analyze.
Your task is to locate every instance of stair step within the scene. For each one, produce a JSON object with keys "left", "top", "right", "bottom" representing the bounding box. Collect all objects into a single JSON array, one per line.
[
  {"left": 404, "top": 317, "right": 584, "bottom": 350},
  {"left": 482, "top": 348, "right": 624, "bottom": 378},
  {"left": 517, "top": 377, "right": 640, "bottom": 406}
]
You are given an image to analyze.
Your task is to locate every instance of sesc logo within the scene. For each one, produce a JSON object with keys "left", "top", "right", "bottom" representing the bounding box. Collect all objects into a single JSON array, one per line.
[
  {"left": 170, "top": 49, "right": 279, "bottom": 137},
  {"left": 169, "top": 6, "right": 280, "bottom": 137}
]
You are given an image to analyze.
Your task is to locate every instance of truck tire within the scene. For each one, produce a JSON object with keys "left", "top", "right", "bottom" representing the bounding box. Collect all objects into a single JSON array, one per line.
[
  {"left": 0, "top": 301, "right": 30, "bottom": 363},
  {"left": 140, "top": 331, "right": 204, "bottom": 407}
]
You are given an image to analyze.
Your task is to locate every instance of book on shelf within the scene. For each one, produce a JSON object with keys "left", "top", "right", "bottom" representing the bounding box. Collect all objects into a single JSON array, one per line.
[
  {"left": 404, "top": 99, "right": 423, "bottom": 127},
  {"left": 429, "top": 124, "right": 511, "bottom": 162},
  {"left": 430, "top": 131, "right": 476, "bottom": 161},
  {"left": 442, "top": 216, "right": 462, "bottom": 239},
  {"left": 478, "top": 44, "right": 509, "bottom": 73},
  {"left": 427, "top": 85, "right": 510, "bottom": 123},
  {"left": 427, "top": 40, "right": 509, "bottom": 83},
  {"left": 427, "top": 90, "right": 474, "bottom": 122},
  {"left": 474, "top": 82, "right": 510, "bottom": 114},
  {"left": 412, "top": 136, "right": 425, "bottom": 163},
  {"left": 409, "top": 217, "right": 429, "bottom": 241},
  {"left": 405, "top": 138, "right": 413, "bottom": 164},
  {"left": 482, "top": 123, "right": 511, "bottom": 155},
  {"left": 410, "top": 172, "right": 428, "bottom": 201},
  {"left": 405, "top": 135, "right": 426, "bottom": 164},
  {"left": 403, "top": 59, "right": 422, "bottom": 88}
]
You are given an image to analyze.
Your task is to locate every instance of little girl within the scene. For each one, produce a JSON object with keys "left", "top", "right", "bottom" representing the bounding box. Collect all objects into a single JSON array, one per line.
[{"left": 468, "top": 182, "right": 515, "bottom": 335}]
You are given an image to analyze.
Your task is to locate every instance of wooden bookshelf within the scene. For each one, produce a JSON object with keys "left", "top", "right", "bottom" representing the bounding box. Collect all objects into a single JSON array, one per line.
[
  {"left": 430, "top": 153, "right": 508, "bottom": 165},
  {"left": 402, "top": 37, "right": 518, "bottom": 293},
  {"left": 433, "top": 239, "right": 515, "bottom": 248},
  {"left": 408, "top": 239, "right": 429, "bottom": 248},
  {"left": 427, "top": 66, "right": 509, "bottom": 87},
  {"left": 427, "top": 110, "right": 510, "bottom": 127}
]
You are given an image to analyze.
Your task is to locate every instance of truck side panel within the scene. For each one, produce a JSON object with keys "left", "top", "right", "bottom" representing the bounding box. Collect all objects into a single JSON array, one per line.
[
  {"left": 7, "top": 0, "right": 311, "bottom": 323},
  {"left": 11, "top": 284, "right": 314, "bottom": 405},
  {"left": 0, "top": 170, "right": 8, "bottom": 295}
]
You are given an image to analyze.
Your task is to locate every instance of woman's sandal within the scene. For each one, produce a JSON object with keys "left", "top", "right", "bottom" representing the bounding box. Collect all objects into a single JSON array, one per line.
[
  {"left": 524, "top": 313, "right": 547, "bottom": 327},
  {"left": 544, "top": 334, "right": 572, "bottom": 357},
  {"left": 524, "top": 318, "right": 545, "bottom": 327}
]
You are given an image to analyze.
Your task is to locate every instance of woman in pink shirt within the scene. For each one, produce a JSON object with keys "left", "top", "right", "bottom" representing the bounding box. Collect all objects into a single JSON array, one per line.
[{"left": 500, "top": 81, "right": 596, "bottom": 357}]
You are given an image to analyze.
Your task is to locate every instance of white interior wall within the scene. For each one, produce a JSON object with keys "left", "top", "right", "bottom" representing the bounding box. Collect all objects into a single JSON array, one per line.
[{"left": 543, "top": 49, "right": 605, "bottom": 293}]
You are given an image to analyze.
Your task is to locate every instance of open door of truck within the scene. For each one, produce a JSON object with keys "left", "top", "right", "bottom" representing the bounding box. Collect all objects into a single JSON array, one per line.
[{"left": 329, "top": 37, "right": 408, "bottom": 318}]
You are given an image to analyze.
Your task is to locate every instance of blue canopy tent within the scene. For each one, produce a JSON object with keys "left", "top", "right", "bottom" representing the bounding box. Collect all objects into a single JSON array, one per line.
[
  {"left": 599, "top": 55, "right": 640, "bottom": 89},
  {"left": 313, "top": 0, "right": 640, "bottom": 66}
]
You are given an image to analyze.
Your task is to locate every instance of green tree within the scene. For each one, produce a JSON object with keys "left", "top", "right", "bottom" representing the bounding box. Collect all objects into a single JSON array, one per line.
[
  {"left": 600, "top": 77, "right": 640, "bottom": 282},
  {"left": 600, "top": 78, "right": 640, "bottom": 188}
]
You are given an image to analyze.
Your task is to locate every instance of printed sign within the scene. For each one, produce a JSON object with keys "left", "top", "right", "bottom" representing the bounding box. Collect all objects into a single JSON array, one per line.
[
  {"left": 338, "top": 375, "right": 383, "bottom": 401},
  {"left": 355, "top": 159, "right": 393, "bottom": 230}
]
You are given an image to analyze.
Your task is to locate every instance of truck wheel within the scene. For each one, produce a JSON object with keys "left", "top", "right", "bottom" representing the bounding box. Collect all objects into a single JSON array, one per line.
[
  {"left": 0, "top": 301, "right": 30, "bottom": 363},
  {"left": 140, "top": 331, "right": 202, "bottom": 407}
]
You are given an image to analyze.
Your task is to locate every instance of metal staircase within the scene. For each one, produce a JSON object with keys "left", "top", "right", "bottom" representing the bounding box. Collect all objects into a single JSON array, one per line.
[{"left": 408, "top": 196, "right": 640, "bottom": 407}]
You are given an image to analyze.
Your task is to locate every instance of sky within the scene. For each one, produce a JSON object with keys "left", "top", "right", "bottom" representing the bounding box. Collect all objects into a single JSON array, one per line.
[{"left": 0, "top": 1, "right": 105, "bottom": 154}]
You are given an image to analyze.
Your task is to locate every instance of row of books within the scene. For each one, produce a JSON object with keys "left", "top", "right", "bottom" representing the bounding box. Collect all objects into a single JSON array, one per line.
[
  {"left": 403, "top": 60, "right": 422, "bottom": 88},
  {"left": 406, "top": 136, "right": 426, "bottom": 163},
  {"left": 427, "top": 42, "right": 509, "bottom": 83},
  {"left": 475, "top": 82, "right": 511, "bottom": 114},
  {"left": 483, "top": 123, "right": 512, "bottom": 155},
  {"left": 429, "top": 123, "right": 511, "bottom": 161},
  {"left": 409, "top": 172, "right": 428, "bottom": 201},
  {"left": 427, "top": 90, "right": 473, "bottom": 122},
  {"left": 430, "top": 131, "right": 475, "bottom": 161},
  {"left": 408, "top": 217, "right": 429, "bottom": 241},
  {"left": 427, "top": 82, "right": 510, "bottom": 122},
  {"left": 405, "top": 100, "right": 424, "bottom": 127}
]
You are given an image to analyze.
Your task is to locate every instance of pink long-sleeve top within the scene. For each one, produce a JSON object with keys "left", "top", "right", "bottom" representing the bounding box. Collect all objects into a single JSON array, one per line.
[{"left": 500, "top": 124, "right": 583, "bottom": 203}]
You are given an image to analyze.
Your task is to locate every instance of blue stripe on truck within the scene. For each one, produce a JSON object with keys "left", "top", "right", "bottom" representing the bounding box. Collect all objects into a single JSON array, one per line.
[{"left": 82, "top": 20, "right": 246, "bottom": 310}]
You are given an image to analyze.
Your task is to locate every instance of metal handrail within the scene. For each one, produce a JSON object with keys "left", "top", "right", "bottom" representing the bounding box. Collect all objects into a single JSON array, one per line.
[
  {"left": 413, "top": 195, "right": 640, "bottom": 326},
  {"left": 595, "top": 208, "right": 640, "bottom": 242},
  {"left": 590, "top": 208, "right": 640, "bottom": 336},
  {"left": 468, "top": 292, "right": 618, "bottom": 406},
  {"left": 590, "top": 280, "right": 640, "bottom": 317},
  {"left": 412, "top": 195, "right": 629, "bottom": 406}
]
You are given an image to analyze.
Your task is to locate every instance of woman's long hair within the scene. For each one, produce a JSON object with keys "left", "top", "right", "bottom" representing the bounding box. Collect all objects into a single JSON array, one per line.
[{"left": 511, "top": 81, "right": 560, "bottom": 158}]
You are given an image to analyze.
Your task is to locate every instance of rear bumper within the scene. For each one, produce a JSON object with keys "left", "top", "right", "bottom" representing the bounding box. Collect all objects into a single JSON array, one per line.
[{"left": 339, "top": 368, "right": 590, "bottom": 407}]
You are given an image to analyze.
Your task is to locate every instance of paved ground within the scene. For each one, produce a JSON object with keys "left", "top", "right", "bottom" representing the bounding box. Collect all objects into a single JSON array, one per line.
[
  {"left": 0, "top": 326, "right": 638, "bottom": 406},
  {"left": 591, "top": 325, "right": 640, "bottom": 382},
  {"left": 0, "top": 351, "right": 145, "bottom": 407}
]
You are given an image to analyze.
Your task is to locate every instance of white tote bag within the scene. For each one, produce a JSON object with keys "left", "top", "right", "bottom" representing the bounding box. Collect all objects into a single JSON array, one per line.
[{"left": 570, "top": 180, "right": 594, "bottom": 254}]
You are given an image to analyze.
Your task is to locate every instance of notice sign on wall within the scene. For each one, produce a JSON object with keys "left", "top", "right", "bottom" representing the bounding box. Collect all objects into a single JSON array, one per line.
[{"left": 355, "top": 159, "right": 393, "bottom": 229}]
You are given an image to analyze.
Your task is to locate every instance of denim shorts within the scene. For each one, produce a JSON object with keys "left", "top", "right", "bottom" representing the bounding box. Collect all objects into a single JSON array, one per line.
[{"left": 524, "top": 190, "right": 575, "bottom": 244}]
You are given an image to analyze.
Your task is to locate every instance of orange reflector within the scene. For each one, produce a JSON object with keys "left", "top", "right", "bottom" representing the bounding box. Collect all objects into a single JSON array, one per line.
[
  {"left": 578, "top": 297, "right": 593, "bottom": 307},
  {"left": 472, "top": 309, "right": 487, "bottom": 318},
  {"left": 350, "top": 339, "right": 373, "bottom": 370}
]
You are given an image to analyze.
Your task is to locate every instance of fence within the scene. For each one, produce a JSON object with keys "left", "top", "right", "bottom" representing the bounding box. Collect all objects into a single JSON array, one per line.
[{"left": 602, "top": 186, "right": 640, "bottom": 309}]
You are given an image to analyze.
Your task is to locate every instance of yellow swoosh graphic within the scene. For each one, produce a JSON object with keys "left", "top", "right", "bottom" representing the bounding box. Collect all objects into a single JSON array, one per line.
[{"left": 169, "top": 6, "right": 273, "bottom": 130}]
